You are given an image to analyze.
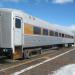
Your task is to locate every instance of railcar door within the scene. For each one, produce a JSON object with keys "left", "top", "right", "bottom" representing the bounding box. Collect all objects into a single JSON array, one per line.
[{"left": 14, "top": 17, "right": 22, "bottom": 46}]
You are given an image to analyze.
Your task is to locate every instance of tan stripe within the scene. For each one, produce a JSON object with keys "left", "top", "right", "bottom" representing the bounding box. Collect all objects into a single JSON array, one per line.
[{"left": 24, "top": 23, "right": 33, "bottom": 35}]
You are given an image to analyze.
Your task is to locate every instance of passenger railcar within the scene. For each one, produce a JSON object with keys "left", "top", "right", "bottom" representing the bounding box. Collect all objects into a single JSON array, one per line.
[{"left": 0, "top": 8, "right": 74, "bottom": 59}]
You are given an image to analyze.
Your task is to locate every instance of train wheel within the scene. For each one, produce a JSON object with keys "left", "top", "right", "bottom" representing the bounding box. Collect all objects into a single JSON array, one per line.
[
  {"left": 68, "top": 44, "right": 72, "bottom": 47},
  {"left": 23, "top": 50, "right": 30, "bottom": 59}
]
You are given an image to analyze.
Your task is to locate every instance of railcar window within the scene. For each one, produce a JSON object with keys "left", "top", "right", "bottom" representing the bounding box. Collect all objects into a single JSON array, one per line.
[
  {"left": 43, "top": 29, "right": 48, "bottom": 35},
  {"left": 66, "top": 34, "right": 68, "bottom": 38},
  {"left": 55, "top": 32, "right": 58, "bottom": 37},
  {"left": 64, "top": 34, "right": 65, "bottom": 37},
  {"left": 69, "top": 36, "right": 71, "bottom": 38},
  {"left": 69, "top": 35, "right": 72, "bottom": 38},
  {"left": 59, "top": 33, "right": 62, "bottom": 37},
  {"left": 64, "top": 34, "right": 73, "bottom": 39},
  {"left": 66, "top": 35, "right": 68, "bottom": 38},
  {"left": 33, "top": 26, "right": 41, "bottom": 35},
  {"left": 62, "top": 34, "right": 64, "bottom": 37},
  {"left": 68, "top": 35, "right": 70, "bottom": 38},
  {"left": 15, "top": 18, "right": 21, "bottom": 28},
  {"left": 71, "top": 36, "right": 73, "bottom": 38},
  {"left": 49, "top": 31, "right": 54, "bottom": 36}
]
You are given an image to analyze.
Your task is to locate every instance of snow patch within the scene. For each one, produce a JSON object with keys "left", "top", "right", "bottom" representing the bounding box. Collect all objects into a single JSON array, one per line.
[{"left": 51, "top": 64, "right": 75, "bottom": 75}]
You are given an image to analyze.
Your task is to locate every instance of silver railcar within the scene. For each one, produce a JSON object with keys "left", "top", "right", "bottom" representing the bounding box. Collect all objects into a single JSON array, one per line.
[{"left": 0, "top": 8, "right": 74, "bottom": 59}]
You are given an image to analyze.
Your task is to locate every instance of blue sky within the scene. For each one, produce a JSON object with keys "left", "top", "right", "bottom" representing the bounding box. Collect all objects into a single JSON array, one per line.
[{"left": 0, "top": 0, "right": 75, "bottom": 30}]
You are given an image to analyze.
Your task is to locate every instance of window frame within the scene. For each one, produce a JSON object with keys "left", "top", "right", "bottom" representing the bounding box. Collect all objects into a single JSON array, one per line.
[
  {"left": 43, "top": 28, "right": 48, "bottom": 35},
  {"left": 33, "top": 26, "right": 41, "bottom": 35},
  {"left": 49, "top": 30, "right": 54, "bottom": 36},
  {"left": 55, "top": 32, "right": 58, "bottom": 37},
  {"left": 15, "top": 18, "right": 21, "bottom": 28},
  {"left": 59, "top": 33, "right": 62, "bottom": 37}
]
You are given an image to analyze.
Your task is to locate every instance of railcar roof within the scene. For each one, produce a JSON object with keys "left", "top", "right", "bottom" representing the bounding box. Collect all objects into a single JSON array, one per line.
[{"left": 0, "top": 8, "right": 74, "bottom": 36}]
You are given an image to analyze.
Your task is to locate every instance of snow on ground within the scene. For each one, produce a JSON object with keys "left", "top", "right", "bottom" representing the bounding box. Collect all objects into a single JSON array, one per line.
[{"left": 50, "top": 64, "right": 75, "bottom": 75}]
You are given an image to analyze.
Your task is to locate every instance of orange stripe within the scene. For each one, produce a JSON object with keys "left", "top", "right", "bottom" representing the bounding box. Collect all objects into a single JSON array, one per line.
[{"left": 24, "top": 23, "right": 33, "bottom": 35}]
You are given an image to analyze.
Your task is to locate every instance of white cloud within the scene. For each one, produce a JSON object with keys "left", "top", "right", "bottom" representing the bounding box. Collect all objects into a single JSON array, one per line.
[
  {"left": 52, "top": 0, "right": 74, "bottom": 4},
  {"left": 1, "top": 0, "right": 24, "bottom": 3},
  {"left": 0, "top": 0, "right": 74, "bottom": 4},
  {"left": 57, "top": 24, "right": 75, "bottom": 33},
  {"left": 34, "top": 0, "right": 41, "bottom": 5},
  {"left": 50, "top": 24, "right": 75, "bottom": 34},
  {"left": 67, "top": 25, "right": 75, "bottom": 32}
]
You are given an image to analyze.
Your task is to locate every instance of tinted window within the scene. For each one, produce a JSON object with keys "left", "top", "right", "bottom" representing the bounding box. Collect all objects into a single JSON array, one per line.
[
  {"left": 62, "top": 34, "right": 64, "bottom": 37},
  {"left": 59, "top": 33, "right": 62, "bottom": 37},
  {"left": 49, "top": 31, "right": 54, "bottom": 36},
  {"left": 15, "top": 18, "right": 21, "bottom": 28},
  {"left": 33, "top": 26, "right": 41, "bottom": 35},
  {"left": 55, "top": 32, "right": 58, "bottom": 37},
  {"left": 71, "top": 36, "right": 73, "bottom": 39},
  {"left": 43, "top": 29, "right": 48, "bottom": 35},
  {"left": 65, "top": 34, "right": 67, "bottom": 38}
]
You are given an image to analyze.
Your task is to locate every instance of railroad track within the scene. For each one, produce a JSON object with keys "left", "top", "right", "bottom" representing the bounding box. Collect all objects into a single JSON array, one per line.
[{"left": 0, "top": 47, "right": 74, "bottom": 75}]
